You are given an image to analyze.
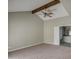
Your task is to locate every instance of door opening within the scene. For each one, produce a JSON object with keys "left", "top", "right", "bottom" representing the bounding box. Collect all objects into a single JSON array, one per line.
[{"left": 54, "top": 26, "right": 71, "bottom": 47}]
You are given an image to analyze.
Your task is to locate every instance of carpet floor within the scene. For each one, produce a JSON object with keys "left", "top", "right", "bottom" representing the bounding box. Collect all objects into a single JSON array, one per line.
[{"left": 8, "top": 44, "right": 71, "bottom": 59}]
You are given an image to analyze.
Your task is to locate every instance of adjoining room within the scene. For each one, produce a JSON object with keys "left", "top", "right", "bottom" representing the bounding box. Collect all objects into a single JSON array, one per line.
[{"left": 60, "top": 26, "right": 71, "bottom": 47}]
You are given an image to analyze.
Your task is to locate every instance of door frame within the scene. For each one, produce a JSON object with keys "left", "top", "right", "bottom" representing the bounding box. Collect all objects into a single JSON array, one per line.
[{"left": 53, "top": 25, "right": 71, "bottom": 45}]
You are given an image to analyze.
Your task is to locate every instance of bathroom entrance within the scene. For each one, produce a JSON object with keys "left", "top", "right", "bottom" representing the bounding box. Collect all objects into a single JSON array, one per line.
[
  {"left": 54, "top": 26, "right": 71, "bottom": 47},
  {"left": 59, "top": 26, "right": 71, "bottom": 47}
]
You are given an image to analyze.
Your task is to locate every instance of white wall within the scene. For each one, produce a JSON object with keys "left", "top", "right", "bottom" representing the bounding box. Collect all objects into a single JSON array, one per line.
[
  {"left": 8, "top": 12, "right": 44, "bottom": 52},
  {"left": 53, "top": 27, "right": 60, "bottom": 45},
  {"left": 44, "top": 0, "right": 71, "bottom": 44},
  {"left": 44, "top": 16, "right": 71, "bottom": 44}
]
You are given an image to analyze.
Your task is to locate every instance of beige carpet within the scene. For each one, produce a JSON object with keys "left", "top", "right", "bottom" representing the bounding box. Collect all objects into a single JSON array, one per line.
[{"left": 8, "top": 44, "right": 71, "bottom": 59}]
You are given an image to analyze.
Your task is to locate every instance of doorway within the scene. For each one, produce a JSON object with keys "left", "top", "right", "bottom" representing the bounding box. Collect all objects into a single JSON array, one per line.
[
  {"left": 54, "top": 26, "right": 71, "bottom": 47},
  {"left": 60, "top": 26, "right": 71, "bottom": 47}
]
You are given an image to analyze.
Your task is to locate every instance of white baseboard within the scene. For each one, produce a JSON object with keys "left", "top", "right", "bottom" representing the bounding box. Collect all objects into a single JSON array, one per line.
[
  {"left": 44, "top": 42, "right": 60, "bottom": 46},
  {"left": 44, "top": 42, "right": 54, "bottom": 45},
  {"left": 8, "top": 42, "right": 43, "bottom": 52}
]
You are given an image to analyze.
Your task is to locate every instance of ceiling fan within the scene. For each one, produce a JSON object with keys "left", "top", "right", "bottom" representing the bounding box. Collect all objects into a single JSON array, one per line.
[
  {"left": 39, "top": 9, "right": 56, "bottom": 17},
  {"left": 32, "top": 0, "right": 60, "bottom": 18}
]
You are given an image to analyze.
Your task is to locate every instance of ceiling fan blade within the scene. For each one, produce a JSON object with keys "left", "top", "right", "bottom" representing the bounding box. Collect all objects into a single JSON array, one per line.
[
  {"left": 41, "top": 10, "right": 53, "bottom": 18},
  {"left": 47, "top": 14, "right": 52, "bottom": 17}
]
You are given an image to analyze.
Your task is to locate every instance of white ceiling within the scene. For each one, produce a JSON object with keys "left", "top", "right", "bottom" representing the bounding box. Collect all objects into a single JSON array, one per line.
[
  {"left": 35, "top": 3, "right": 69, "bottom": 20},
  {"left": 8, "top": 0, "right": 71, "bottom": 20},
  {"left": 8, "top": 0, "right": 54, "bottom": 12}
]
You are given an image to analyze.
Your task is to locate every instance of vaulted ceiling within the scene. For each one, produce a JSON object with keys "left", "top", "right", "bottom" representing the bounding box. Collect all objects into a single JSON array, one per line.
[
  {"left": 8, "top": 0, "right": 55, "bottom": 12},
  {"left": 8, "top": 0, "right": 71, "bottom": 20},
  {"left": 8, "top": 0, "right": 70, "bottom": 13}
]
